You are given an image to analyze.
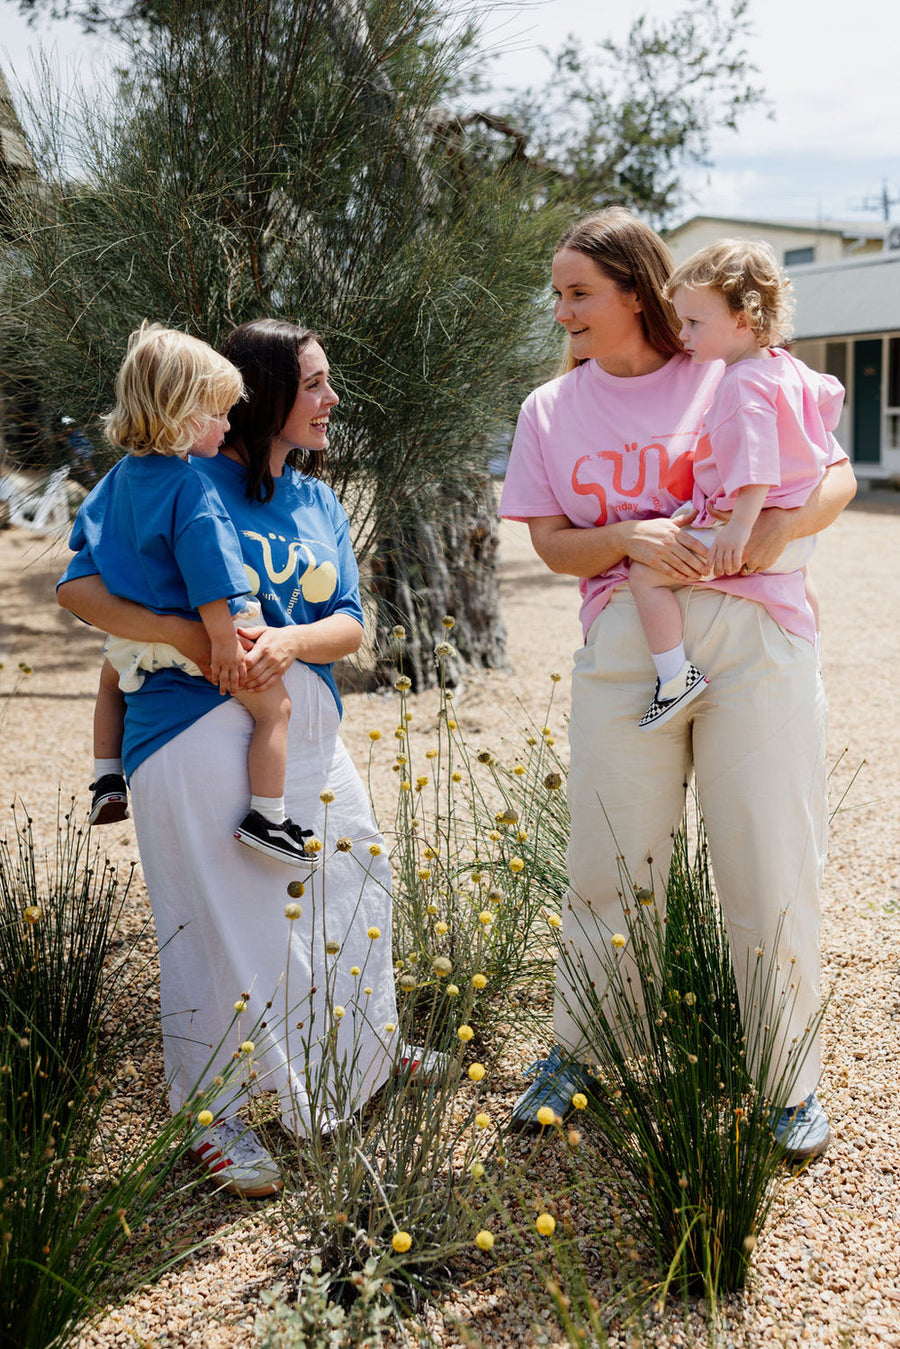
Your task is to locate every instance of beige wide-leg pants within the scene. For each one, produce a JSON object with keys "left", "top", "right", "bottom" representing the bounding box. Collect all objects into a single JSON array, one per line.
[{"left": 557, "top": 586, "right": 827, "bottom": 1103}]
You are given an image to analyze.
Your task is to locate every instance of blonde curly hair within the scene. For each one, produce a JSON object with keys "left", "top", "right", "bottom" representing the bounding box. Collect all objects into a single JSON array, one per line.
[
  {"left": 103, "top": 322, "right": 245, "bottom": 458},
  {"left": 664, "top": 239, "right": 795, "bottom": 347}
]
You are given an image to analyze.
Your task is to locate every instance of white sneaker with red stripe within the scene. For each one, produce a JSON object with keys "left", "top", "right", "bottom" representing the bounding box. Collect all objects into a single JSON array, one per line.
[
  {"left": 189, "top": 1116, "right": 282, "bottom": 1197},
  {"left": 396, "top": 1043, "right": 452, "bottom": 1084}
]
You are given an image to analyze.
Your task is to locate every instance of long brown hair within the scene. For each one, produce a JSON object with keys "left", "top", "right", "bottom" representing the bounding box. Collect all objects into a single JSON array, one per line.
[
  {"left": 556, "top": 208, "right": 682, "bottom": 373},
  {"left": 220, "top": 318, "right": 323, "bottom": 502}
]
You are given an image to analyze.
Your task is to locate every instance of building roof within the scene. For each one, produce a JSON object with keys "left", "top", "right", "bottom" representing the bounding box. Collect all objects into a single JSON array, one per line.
[
  {"left": 667, "top": 213, "right": 885, "bottom": 242},
  {"left": 790, "top": 252, "right": 900, "bottom": 340}
]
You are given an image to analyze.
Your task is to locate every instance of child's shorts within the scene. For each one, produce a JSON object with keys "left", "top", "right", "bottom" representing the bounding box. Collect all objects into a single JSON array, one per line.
[
  {"left": 103, "top": 599, "right": 263, "bottom": 693},
  {"left": 674, "top": 510, "right": 814, "bottom": 580}
]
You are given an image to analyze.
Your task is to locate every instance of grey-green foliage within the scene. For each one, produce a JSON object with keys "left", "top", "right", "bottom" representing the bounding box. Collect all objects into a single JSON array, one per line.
[
  {"left": 1, "top": 0, "right": 564, "bottom": 560},
  {"left": 254, "top": 1257, "right": 391, "bottom": 1348}
]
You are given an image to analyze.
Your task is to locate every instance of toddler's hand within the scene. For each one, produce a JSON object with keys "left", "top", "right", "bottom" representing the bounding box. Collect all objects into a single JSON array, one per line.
[
  {"left": 708, "top": 523, "right": 751, "bottom": 577},
  {"left": 210, "top": 637, "right": 246, "bottom": 696}
]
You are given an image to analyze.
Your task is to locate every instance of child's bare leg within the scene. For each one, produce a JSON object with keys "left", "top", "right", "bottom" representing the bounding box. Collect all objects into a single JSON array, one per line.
[
  {"left": 89, "top": 659, "right": 130, "bottom": 824},
  {"left": 94, "top": 658, "right": 126, "bottom": 759},
  {"left": 628, "top": 562, "right": 688, "bottom": 656},
  {"left": 233, "top": 680, "right": 292, "bottom": 802}
]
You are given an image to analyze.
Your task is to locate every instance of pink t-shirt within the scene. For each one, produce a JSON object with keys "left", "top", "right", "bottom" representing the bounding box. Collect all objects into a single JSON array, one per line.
[
  {"left": 692, "top": 349, "right": 844, "bottom": 527},
  {"left": 499, "top": 353, "right": 846, "bottom": 646}
]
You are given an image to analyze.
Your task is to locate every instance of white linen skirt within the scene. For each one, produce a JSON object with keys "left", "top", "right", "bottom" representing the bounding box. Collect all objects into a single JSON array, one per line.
[{"left": 130, "top": 660, "right": 398, "bottom": 1136}]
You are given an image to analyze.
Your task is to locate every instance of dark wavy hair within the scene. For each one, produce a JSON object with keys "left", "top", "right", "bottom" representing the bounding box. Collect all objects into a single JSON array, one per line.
[{"left": 220, "top": 318, "right": 323, "bottom": 502}]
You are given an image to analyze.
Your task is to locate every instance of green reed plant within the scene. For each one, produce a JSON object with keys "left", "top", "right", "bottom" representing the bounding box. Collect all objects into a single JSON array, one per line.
[
  {"left": 0, "top": 802, "right": 239, "bottom": 1348},
  {"left": 371, "top": 634, "right": 569, "bottom": 1047},
  {"left": 552, "top": 816, "right": 823, "bottom": 1306}
]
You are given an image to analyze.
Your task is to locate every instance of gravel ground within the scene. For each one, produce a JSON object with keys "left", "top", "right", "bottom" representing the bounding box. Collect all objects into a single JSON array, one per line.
[{"left": 1, "top": 489, "right": 899, "bottom": 1347}]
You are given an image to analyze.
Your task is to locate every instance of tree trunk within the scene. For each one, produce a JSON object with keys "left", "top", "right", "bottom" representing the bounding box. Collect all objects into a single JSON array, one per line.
[{"left": 369, "top": 474, "right": 507, "bottom": 690}]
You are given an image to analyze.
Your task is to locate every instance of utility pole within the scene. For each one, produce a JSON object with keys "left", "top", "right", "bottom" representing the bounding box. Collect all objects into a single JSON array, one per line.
[{"left": 862, "top": 178, "right": 900, "bottom": 222}]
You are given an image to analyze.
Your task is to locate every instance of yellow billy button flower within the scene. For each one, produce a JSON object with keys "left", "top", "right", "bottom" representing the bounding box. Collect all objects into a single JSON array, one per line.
[
  {"left": 384, "top": 1022, "right": 396, "bottom": 1033},
  {"left": 23, "top": 905, "right": 42, "bottom": 924},
  {"left": 445, "top": 984, "right": 460, "bottom": 997},
  {"left": 417, "top": 867, "right": 431, "bottom": 880},
  {"left": 475, "top": 1230, "right": 495, "bottom": 1252},
  {"left": 433, "top": 956, "right": 452, "bottom": 977},
  {"left": 395, "top": 676, "right": 412, "bottom": 692},
  {"left": 457, "top": 1024, "right": 475, "bottom": 1042},
  {"left": 350, "top": 966, "right": 360, "bottom": 976},
  {"left": 550, "top": 672, "right": 562, "bottom": 682},
  {"left": 442, "top": 615, "right": 455, "bottom": 629},
  {"left": 367, "top": 926, "right": 381, "bottom": 940},
  {"left": 472, "top": 973, "right": 487, "bottom": 990},
  {"left": 287, "top": 880, "right": 305, "bottom": 898},
  {"left": 369, "top": 729, "right": 382, "bottom": 741},
  {"left": 197, "top": 1110, "right": 214, "bottom": 1127},
  {"left": 536, "top": 1106, "right": 557, "bottom": 1127},
  {"left": 400, "top": 781, "right": 411, "bottom": 792},
  {"left": 547, "top": 914, "right": 562, "bottom": 929},
  {"left": 416, "top": 776, "right": 428, "bottom": 788},
  {"left": 467, "top": 1062, "right": 486, "bottom": 1082},
  {"left": 333, "top": 1005, "right": 345, "bottom": 1019},
  {"left": 234, "top": 999, "right": 247, "bottom": 1013},
  {"left": 535, "top": 1213, "right": 556, "bottom": 1237},
  {"left": 544, "top": 772, "right": 562, "bottom": 791},
  {"left": 684, "top": 991, "right": 697, "bottom": 1006},
  {"left": 572, "top": 1093, "right": 588, "bottom": 1110},
  {"left": 305, "top": 838, "right": 322, "bottom": 854},
  {"left": 319, "top": 789, "right": 335, "bottom": 804},
  {"left": 399, "top": 974, "right": 417, "bottom": 991},
  {"left": 335, "top": 837, "right": 353, "bottom": 852},
  {"left": 478, "top": 911, "right": 493, "bottom": 927},
  {"left": 239, "top": 1041, "right": 255, "bottom": 1055},
  {"left": 448, "top": 720, "right": 457, "bottom": 730},
  {"left": 426, "top": 903, "right": 438, "bottom": 915},
  {"left": 392, "top": 1231, "right": 412, "bottom": 1253},
  {"left": 611, "top": 933, "right": 627, "bottom": 949},
  {"left": 474, "top": 1112, "right": 491, "bottom": 1129},
  {"left": 392, "top": 625, "right": 406, "bottom": 639},
  {"left": 513, "top": 764, "right": 526, "bottom": 776},
  {"left": 369, "top": 844, "right": 382, "bottom": 856},
  {"left": 325, "top": 939, "right": 340, "bottom": 954},
  {"left": 434, "top": 920, "right": 449, "bottom": 936},
  {"left": 509, "top": 858, "right": 525, "bottom": 874},
  {"left": 451, "top": 771, "right": 462, "bottom": 782},
  {"left": 284, "top": 904, "right": 302, "bottom": 921},
  {"left": 469, "top": 1160, "right": 485, "bottom": 1179}
]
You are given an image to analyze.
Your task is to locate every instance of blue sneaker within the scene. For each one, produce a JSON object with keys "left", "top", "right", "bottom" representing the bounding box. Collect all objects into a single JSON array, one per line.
[
  {"left": 508, "top": 1044, "right": 591, "bottom": 1130},
  {"left": 773, "top": 1092, "right": 831, "bottom": 1161}
]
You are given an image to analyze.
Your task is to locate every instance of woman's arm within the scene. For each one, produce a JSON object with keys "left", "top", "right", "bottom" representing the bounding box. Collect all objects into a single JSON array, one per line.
[
  {"left": 739, "top": 457, "right": 857, "bottom": 573},
  {"left": 240, "top": 614, "right": 364, "bottom": 692},
  {"left": 57, "top": 575, "right": 212, "bottom": 671},
  {"left": 528, "top": 512, "right": 710, "bottom": 584}
]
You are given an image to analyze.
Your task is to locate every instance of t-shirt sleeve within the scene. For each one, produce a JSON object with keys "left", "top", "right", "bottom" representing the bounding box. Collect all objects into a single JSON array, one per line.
[
  {"left": 325, "top": 495, "right": 364, "bottom": 627},
  {"left": 498, "top": 395, "right": 565, "bottom": 521},
  {"left": 57, "top": 537, "right": 100, "bottom": 591},
  {"left": 168, "top": 474, "right": 252, "bottom": 610},
  {"left": 707, "top": 371, "right": 782, "bottom": 497}
]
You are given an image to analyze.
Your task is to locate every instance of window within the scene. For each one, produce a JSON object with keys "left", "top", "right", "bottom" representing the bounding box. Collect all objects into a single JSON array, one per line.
[{"left": 784, "top": 246, "right": 815, "bottom": 266}]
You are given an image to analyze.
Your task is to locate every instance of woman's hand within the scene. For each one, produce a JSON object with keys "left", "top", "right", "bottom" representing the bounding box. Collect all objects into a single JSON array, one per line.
[
  {"left": 239, "top": 626, "right": 299, "bottom": 691},
  {"left": 239, "top": 613, "right": 364, "bottom": 692},
  {"left": 625, "top": 514, "right": 710, "bottom": 581}
]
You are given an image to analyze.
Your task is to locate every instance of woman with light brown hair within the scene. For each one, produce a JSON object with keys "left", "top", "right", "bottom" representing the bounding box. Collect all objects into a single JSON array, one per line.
[{"left": 499, "top": 207, "right": 855, "bottom": 1159}]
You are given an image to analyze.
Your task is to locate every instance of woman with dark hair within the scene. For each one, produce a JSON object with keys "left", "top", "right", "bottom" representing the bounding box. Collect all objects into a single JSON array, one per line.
[
  {"left": 499, "top": 209, "right": 856, "bottom": 1160},
  {"left": 58, "top": 319, "right": 405, "bottom": 1194}
]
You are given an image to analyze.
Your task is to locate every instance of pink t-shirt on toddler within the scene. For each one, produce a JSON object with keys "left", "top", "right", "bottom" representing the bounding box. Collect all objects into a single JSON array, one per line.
[
  {"left": 691, "top": 349, "right": 844, "bottom": 528},
  {"left": 499, "top": 353, "right": 846, "bottom": 647}
]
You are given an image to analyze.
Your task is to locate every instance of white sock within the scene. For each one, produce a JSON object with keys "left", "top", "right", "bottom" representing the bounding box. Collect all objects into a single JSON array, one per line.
[
  {"left": 652, "top": 644, "right": 687, "bottom": 686},
  {"left": 94, "top": 757, "right": 124, "bottom": 779},
  {"left": 250, "top": 794, "right": 286, "bottom": 824}
]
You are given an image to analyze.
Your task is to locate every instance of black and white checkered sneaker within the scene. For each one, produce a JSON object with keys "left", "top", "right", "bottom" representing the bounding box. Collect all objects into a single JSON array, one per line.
[
  {"left": 88, "top": 774, "right": 130, "bottom": 826},
  {"left": 638, "top": 662, "right": 709, "bottom": 731},
  {"left": 234, "top": 810, "right": 316, "bottom": 867}
]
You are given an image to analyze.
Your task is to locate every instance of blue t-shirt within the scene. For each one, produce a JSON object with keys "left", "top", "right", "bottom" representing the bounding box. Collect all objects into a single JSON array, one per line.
[
  {"left": 62, "top": 454, "right": 252, "bottom": 616},
  {"left": 60, "top": 453, "right": 365, "bottom": 777}
]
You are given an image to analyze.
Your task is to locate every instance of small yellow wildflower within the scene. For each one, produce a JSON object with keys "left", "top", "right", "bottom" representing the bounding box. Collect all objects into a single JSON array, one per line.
[
  {"left": 446, "top": 984, "right": 460, "bottom": 997},
  {"left": 550, "top": 672, "right": 561, "bottom": 682},
  {"left": 457, "top": 1024, "right": 474, "bottom": 1042},
  {"left": 399, "top": 974, "right": 417, "bottom": 991},
  {"left": 572, "top": 1093, "right": 588, "bottom": 1110},
  {"left": 433, "top": 956, "right": 452, "bottom": 977},
  {"left": 611, "top": 933, "right": 626, "bottom": 949},
  {"left": 417, "top": 867, "right": 431, "bottom": 879},
  {"left": 369, "top": 729, "right": 382, "bottom": 741},
  {"left": 426, "top": 903, "right": 438, "bottom": 915},
  {"left": 475, "top": 1230, "right": 495, "bottom": 1252},
  {"left": 474, "top": 1112, "right": 491, "bottom": 1129},
  {"left": 442, "top": 615, "right": 455, "bottom": 629},
  {"left": 333, "top": 1005, "right": 345, "bottom": 1019},
  {"left": 472, "top": 973, "right": 487, "bottom": 990},
  {"left": 451, "top": 771, "right": 462, "bottom": 782},
  {"left": 513, "top": 764, "right": 526, "bottom": 776},
  {"left": 517, "top": 830, "right": 528, "bottom": 842},
  {"left": 350, "top": 966, "right": 360, "bottom": 977},
  {"left": 197, "top": 1110, "right": 214, "bottom": 1127},
  {"left": 384, "top": 1022, "right": 396, "bottom": 1033},
  {"left": 448, "top": 719, "right": 457, "bottom": 730},
  {"left": 684, "top": 991, "right": 697, "bottom": 1006},
  {"left": 368, "top": 926, "right": 381, "bottom": 940},
  {"left": 400, "top": 781, "right": 411, "bottom": 792},
  {"left": 325, "top": 939, "right": 340, "bottom": 954},
  {"left": 335, "top": 836, "right": 353, "bottom": 852},
  {"left": 305, "top": 838, "right": 322, "bottom": 854},
  {"left": 478, "top": 910, "right": 493, "bottom": 926},
  {"left": 469, "top": 1160, "right": 485, "bottom": 1179},
  {"left": 23, "top": 906, "right": 42, "bottom": 924},
  {"left": 547, "top": 914, "right": 561, "bottom": 929},
  {"left": 536, "top": 1106, "right": 556, "bottom": 1127},
  {"left": 509, "top": 858, "right": 525, "bottom": 874},
  {"left": 544, "top": 772, "right": 562, "bottom": 791},
  {"left": 392, "top": 1231, "right": 412, "bottom": 1253},
  {"left": 239, "top": 1041, "right": 255, "bottom": 1055},
  {"left": 535, "top": 1213, "right": 556, "bottom": 1236},
  {"left": 395, "top": 676, "right": 412, "bottom": 692},
  {"left": 319, "top": 788, "right": 335, "bottom": 804},
  {"left": 488, "top": 829, "right": 501, "bottom": 842},
  {"left": 468, "top": 1062, "right": 486, "bottom": 1082},
  {"left": 369, "top": 844, "right": 382, "bottom": 856},
  {"left": 416, "top": 776, "right": 428, "bottom": 788},
  {"left": 434, "top": 920, "right": 449, "bottom": 936},
  {"left": 284, "top": 903, "right": 302, "bottom": 921},
  {"left": 392, "top": 625, "right": 406, "bottom": 639},
  {"left": 234, "top": 999, "right": 247, "bottom": 1013}
]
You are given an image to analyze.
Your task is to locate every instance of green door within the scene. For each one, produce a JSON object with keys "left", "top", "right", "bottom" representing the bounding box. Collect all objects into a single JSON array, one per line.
[{"left": 853, "top": 338, "right": 882, "bottom": 464}]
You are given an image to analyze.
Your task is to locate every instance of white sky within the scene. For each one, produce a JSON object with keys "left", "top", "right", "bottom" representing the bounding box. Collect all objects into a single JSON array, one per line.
[{"left": 1, "top": 0, "right": 898, "bottom": 224}]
